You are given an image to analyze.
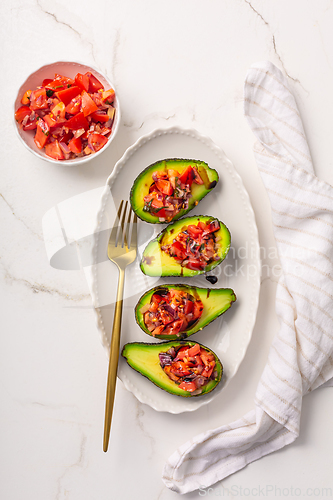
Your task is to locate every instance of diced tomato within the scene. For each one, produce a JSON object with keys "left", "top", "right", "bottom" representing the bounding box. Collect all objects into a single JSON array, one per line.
[
  {"left": 200, "top": 351, "right": 215, "bottom": 367},
  {"left": 42, "top": 78, "right": 53, "bottom": 87},
  {"left": 50, "top": 101, "right": 65, "bottom": 118},
  {"left": 101, "top": 89, "right": 115, "bottom": 104},
  {"left": 193, "top": 300, "right": 204, "bottom": 320},
  {"left": 192, "top": 166, "right": 204, "bottom": 184},
  {"left": 45, "top": 140, "right": 64, "bottom": 160},
  {"left": 202, "top": 365, "right": 214, "bottom": 379},
  {"left": 170, "top": 241, "right": 186, "bottom": 260},
  {"left": 175, "top": 347, "right": 188, "bottom": 360},
  {"left": 168, "top": 319, "right": 183, "bottom": 336},
  {"left": 74, "top": 73, "right": 90, "bottom": 91},
  {"left": 55, "top": 85, "right": 81, "bottom": 106},
  {"left": 50, "top": 97, "right": 60, "bottom": 108},
  {"left": 151, "top": 198, "right": 164, "bottom": 209},
  {"left": 34, "top": 118, "right": 50, "bottom": 149},
  {"left": 184, "top": 299, "right": 194, "bottom": 315},
  {"left": 59, "top": 131, "right": 73, "bottom": 144},
  {"left": 186, "top": 224, "right": 203, "bottom": 239},
  {"left": 21, "top": 90, "right": 32, "bottom": 105},
  {"left": 45, "top": 75, "right": 74, "bottom": 90},
  {"left": 15, "top": 70, "right": 115, "bottom": 160},
  {"left": 80, "top": 91, "right": 98, "bottom": 116},
  {"left": 91, "top": 92, "right": 103, "bottom": 107},
  {"left": 194, "top": 355, "right": 204, "bottom": 366},
  {"left": 23, "top": 116, "right": 38, "bottom": 130},
  {"left": 186, "top": 259, "right": 205, "bottom": 271},
  {"left": 178, "top": 165, "right": 195, "bottom": 185},
  {"left": 65, "top": 95, "right": 81, "bottom": 115},
  {"left": 56, "top": 73, "right": 74, "bottom": 82},
  {"left": 156, "top": 179, "right": 174, "bottom": 196},
  {"left": 179, "top": 381, "right": 197, "bottom": 392},
  {"left": 68, "top": 137, "right": 82, "bottom": 154},
  {"left": 85, "top": 72, "right": 104, "bottom": 92},
  {"left": 66, "top": 112, "right": 89, "bottom": 131},
  {"left": 15, "top": 106, "right": 31, "bottom": 123},
  {"left": 151, "top": 325, "right": 165, "bottom": 337},
  {"left": 163, "top": 365, "right": 180, "bottom": 382},
  {"left": 30, "top": 88, "right": 48, "bottom": 110},
  {"left": 149, "top": 301, "right": 159, "bottom": 313},
  {"left": 87, "top": 133, "right": 108, "bottom": 152},
  {"left": 91, "top": 110, "right": 110, "bottom": 123},
  {"left": 203, "top": 220, "right": 220, "bottom": 235},
  {"left": 168, "top": 169, "right": 180, "bottom": 178},
  {"left": 159, "top": 310, "right": 174, "bottom": 325},
  {"left": 188, "top": 344, "right": 200, "bottom": 357},
  {"left": 170, "top": 361, "right": 191, "bottom": 377},
  {"left": 151, "top": 294, "right": 163, "bottom": 304},
  {"left": 197, "top": 221, "right": 207, "bottom": 231},
  {"left": 144, "top": 194, "right": 156, "bottom": 207},
  {"left": 152, "top": 170, "right": 168, "bottom": 181},
  {"left": 155, "top": 206, "right": 168, "bottom": 218},
  {"left": 43, "top": 113, "right": 58, "bottom": 128}
]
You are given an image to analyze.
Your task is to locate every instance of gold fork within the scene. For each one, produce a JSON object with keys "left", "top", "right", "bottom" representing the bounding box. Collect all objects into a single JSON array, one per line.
[{"left": 103, "top": 200, "right": 137, "bottom": 452}]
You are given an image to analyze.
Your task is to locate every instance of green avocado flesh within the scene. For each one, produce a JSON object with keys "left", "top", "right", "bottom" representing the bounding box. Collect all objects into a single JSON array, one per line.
[
  {"left": 130, "top": 159, "right": 219, "bottom": 223},
  {"left": 121, "top": 340, "right": 223, "bottom": 397},
  {"left": 140, "top": 215, "right": 231, "bottom": 277},
  {"left": 135, "top": 285, "right": 236, "bottom": 340}
]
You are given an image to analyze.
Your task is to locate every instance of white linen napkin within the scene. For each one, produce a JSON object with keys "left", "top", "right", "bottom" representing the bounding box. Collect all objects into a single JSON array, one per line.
[{"left": 162, "top": 61, "right": 333, "bottom": 494}]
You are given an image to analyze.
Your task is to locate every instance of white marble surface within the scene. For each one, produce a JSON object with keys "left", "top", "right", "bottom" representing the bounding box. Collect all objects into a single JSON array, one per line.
[{"left": 1, "top": 1, "right": 333, "bottom": 499}]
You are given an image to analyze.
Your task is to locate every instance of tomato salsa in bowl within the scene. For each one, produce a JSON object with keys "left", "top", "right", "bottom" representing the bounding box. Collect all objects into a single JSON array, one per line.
[{"left": 14, "top": 61, "right": 120, "bottom": 164}]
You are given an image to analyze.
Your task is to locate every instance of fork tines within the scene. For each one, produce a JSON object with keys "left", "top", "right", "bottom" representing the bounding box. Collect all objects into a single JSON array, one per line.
[{"left": 111, "top": 200, "right": 137, "bottom": 250}]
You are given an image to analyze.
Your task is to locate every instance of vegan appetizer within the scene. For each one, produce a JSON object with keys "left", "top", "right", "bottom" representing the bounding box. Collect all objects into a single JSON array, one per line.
[{"left": 130, "top": 159, "right": 218, "bottom": 223}]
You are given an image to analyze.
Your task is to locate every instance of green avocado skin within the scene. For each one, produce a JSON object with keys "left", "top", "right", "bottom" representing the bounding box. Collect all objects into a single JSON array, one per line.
[
  {"left": 130, "top": 158, "right": 219, "bottom": 224},
  {"left": 121, "top": 340, "right": 223, "bottom": 397},
  {"left": 140, "top": 215, "right": 231, "bottom": 277},
  {"left": 135, "top": 284, "right": 236, "bottom": 340}
]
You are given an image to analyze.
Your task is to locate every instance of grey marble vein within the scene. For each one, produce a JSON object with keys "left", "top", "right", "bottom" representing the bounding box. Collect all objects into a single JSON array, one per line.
[
  {"left": 1, "top": 193, "right": 42, "bottom": 240},
  {"left": 243, "top": 0, "right": 307, "bottom": 91},
  {"left": 36, "top": 0, "right": 97, "bottom": 63},
  {"left": 54, "top": 432, "right": 87, "bottom": 500},
  {"left": 2, "top": 263, "right": 90, "bottom": 301},
  {"left": 111, "top": 28, "right": 122, "bottom": 84}
]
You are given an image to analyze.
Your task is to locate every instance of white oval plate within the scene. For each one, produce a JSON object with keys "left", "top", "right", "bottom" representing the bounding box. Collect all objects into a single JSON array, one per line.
[{"left": 91, "top": 126, "right": 260, "bottom": 413}]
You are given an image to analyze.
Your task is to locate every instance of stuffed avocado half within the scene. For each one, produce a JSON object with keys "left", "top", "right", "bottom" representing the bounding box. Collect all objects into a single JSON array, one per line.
[
  {"left": 140, "top": 215, "right": 231, "bottom": 277},
  {"left": 130, "top": 159, "right": 219, "bottom": 224},
  {"left": 136, "top": 284, "right": 236, "bottom": 340},
  {"left": 121, "top": 340, "right": 223, "bottom": 397}
]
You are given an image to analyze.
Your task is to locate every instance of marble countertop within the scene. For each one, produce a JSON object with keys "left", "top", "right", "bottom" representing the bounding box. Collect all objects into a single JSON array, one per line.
[{"left": 2, "top": 1, "right": 333, "bottom": 498}]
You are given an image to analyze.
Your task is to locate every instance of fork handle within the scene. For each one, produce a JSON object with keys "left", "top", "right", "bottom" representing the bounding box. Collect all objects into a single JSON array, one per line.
[{"left": 103, "top": 267, "right": 125, "bottom": 452}]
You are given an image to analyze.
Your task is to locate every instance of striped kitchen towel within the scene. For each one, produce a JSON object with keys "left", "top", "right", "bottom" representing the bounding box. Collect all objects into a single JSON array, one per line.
[{"left": 162, "top": 61, "right": 333, "bottom": 494}]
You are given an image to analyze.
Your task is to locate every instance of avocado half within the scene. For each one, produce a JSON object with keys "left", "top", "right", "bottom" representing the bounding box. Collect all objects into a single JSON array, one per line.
[
  {"left": 121, "top": 340, "right": 223, "bottom": 397},
  {"left": 130, "top": 159, "right": 219, "bottom": 223},
  {"left": 140, "top": 215, "right": 231, "bottom": 277},
  {"left": 135, "top": 284, "right": 236, "bottom": 340}
]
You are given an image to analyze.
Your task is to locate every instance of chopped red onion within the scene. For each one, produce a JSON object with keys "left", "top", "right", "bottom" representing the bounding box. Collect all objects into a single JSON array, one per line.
[
  {"left": 164, "top": 305, "right": 177, "bottom": 317},
  {"left": 159, "top": 352, "right": 173, "bottom": 367},
  {"left": 166, "top": 347, "right": 176, "bottom": 357},
  {"left": 22, "top": 114, "right": 29, "bottom": 127},
  {"left": 194, "top": 376, "right": 206, "bottom": 388},
  {"left": 73, "top": 128, "right": 85, "bottom": 138},
  {"left": 59, "top": 141, "right": 70, "bottom": 154}
]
